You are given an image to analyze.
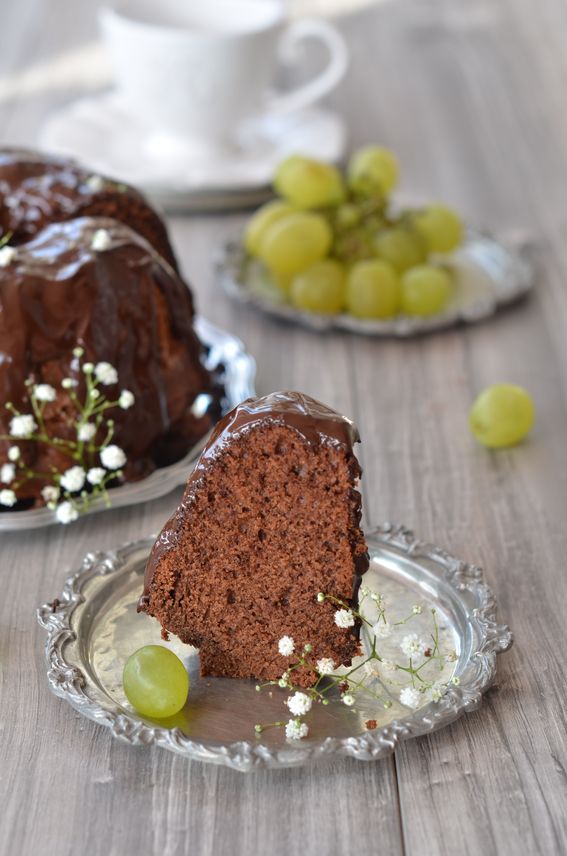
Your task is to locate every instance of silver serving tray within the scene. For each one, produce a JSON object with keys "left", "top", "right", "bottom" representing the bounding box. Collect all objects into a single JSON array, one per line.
[
  {"left": 37, "top": 524, "right": 512, "bottom": 772},
  {"left": 0, "top": 317, "right": 256, "bottom": 532},
  {"left": 217, "top": 230, "right": 535, "bottom": 336}
]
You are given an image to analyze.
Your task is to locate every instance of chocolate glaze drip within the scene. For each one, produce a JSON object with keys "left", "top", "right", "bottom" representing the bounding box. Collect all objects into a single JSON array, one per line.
[
  {"left": 0, "top": 216, "right": 213, "bottom": 500},
  {"left": 140, "top": 392, "right": 367, "bottom": 607},
  {"left": 0, "top": 147, "right": 179, "bottom": 271}
]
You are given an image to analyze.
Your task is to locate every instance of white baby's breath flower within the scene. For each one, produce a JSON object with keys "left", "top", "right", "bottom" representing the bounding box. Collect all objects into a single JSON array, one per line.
[
  {"left": 0, "top": 488, "right": 16, "bottom": 506},
  {"left": 341, "top": 693, "right": 355, "bottom": 707},
  {"left": 85, "top": 174, "right": 105, "bottom": 193},
  {"left": 94, "top": 362, "right": 118, "bottom": 386},
  {"left": 334, "top": 608, "right": 355, "bottom": 629},
  {"left": 72, "top": 346, "right": 84, "bottom": 358},
  {"left": 87, "top": 467, "right": 106, "bottom": 486},
  {"left": 82, "top": 362, "right": 94, "bottom": 374},
  {"left": 119, "top": 389, "right": 135, "bottom": 409},
  {"left": 400, "top": 633, "right": 427, "bottom": 659},
  {"left": 60, "top": 466, "right": 86, "bottom": 493},
  {"left": 9, "top": 414, "right": 37, "bottom": 438},
  {"left": 372, "top": 620, "right": 392, "bottom": 639},
  {"left": 91, "top": 229, "right": 112, "bottom": 252},
  {"left": 77, "top": 423, "right": 97, "bottom": 442},
  {"left": 412, "top": 604, "right": 423, "bottom": 615},
  {"left": 316, "top": 657, "right": 335, "bottom": 676},
  {"left": 399, "top": 687, "right": 422, "bottom": 709},
  {"left": 1, "top": 463, "right": 15, "bottom": 484},
  {"left": 285, "top": 719, "right": 309, "bottom": 740},
  {"left": 278, "top": 635, "right": 295, "bottom": 656},
  {"left": 61, "top": 378, "right": 77, "bottom": 390},
  {"left": 56, "top": 501, "right": 79, "bottom": 524},
  {"left": 7, "top": 446, "right": 20, "bottom": 461},
  {"left": 0, "top": 246, "right": 17, "bottom": 267},
  {"left": 278, "top": 678, "right": 288, "bottom": 688},
  {"left": 316, "top": 592, "right": 325, "bottom": 603},
  {"left": 286, "top": 692, "right": 312, "bottom": 716},
  {"left": 100, "top": 445, "right": 126, "bottom": 470},
  {"left": 425, "top": 683, "right": 447, "bottom": 703},
  {"left": 370, "top": 591, "right": 386, "bottom": 608},
  {"left": 359, "top": 585, "right": 370, "bottom": 597},
  {"left": 41, "top": 485, "right": 60, "bottom": 503},
  {"left": 33, "top": 383, "right": 57, "bottom": 402}
]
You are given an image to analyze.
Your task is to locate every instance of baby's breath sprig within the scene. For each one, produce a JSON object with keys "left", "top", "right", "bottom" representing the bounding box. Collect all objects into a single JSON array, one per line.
[
  {"left": 0, "top": 347, "right": 135, "bottom": 523},
  {"left": 254, "top": 586, "right": 459, "bottom": 741}
]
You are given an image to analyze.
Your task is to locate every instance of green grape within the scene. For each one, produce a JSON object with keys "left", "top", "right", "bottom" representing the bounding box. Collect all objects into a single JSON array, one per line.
[
  {"left": 401, "top": 265, "right": 453, "bottom": 316},
  {"left": 348, "top": 146, "right": 399, "bottom": 197},
  {"left": 244, "top": 200, "right": 294, "bottom": 257},
  {"left": 415, "top": 204, "right": 463, "bottom": 253},
  {"left": 274, "top": 156, "right": 345, "bottom": 209},
  {"left": 123, "top": 645, "right": 189, "bottom": 718},
  {"left": 335, "top": 203, "right": 361, "bottom": 231},
  {"left": 469, "top": 384, "right": 535, "bottom": 448},
  {"left": 374, "top": 227, "right": 427, "bottom": 272},
  {"left": 291, "top": 259, "right": 346, "bottom": 314},
  {"left": 346, "top": 259, "right": 401, "bottom": 319},
  {"left": 260, "top": 212, "right": 332, "bottom": 276}
]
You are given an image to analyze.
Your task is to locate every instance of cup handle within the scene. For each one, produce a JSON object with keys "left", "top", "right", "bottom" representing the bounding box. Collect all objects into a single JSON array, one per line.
[{"left": 265, "top": 18, "right": 349, "bottom": 116}]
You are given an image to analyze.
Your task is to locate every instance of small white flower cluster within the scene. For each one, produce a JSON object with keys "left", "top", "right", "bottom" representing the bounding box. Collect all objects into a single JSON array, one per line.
[
  {"left": 400, "top": 633, "right": 428, "bottom": 659},
  {"left": 0, "top": 245, "right": 17, "bottom": 267},
  {"left": 0, "top": 354, "right": 135, "bottom": 520},
  {"left": 91, "top": 229, "right": 112, "bottom": 252},
  {"left": 334, "top": 608, "right": 355, "bottom": 629}
]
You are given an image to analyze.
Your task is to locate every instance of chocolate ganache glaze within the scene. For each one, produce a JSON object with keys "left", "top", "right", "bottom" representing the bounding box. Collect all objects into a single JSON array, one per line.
[
  {"left": 0, "top": 147, "right": 179, "bottom": 273},
  {"left": 140, "top": 391, "right": 368, "bottom": 608},
  {"left": 0, "top": 216, "right": 214, "bottom": 503}
]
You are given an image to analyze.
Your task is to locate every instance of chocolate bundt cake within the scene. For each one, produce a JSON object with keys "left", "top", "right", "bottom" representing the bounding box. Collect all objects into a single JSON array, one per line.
[
  {"left": 0, "top": 215, "right": 214, "bottom": 506},
  {"left": 139, "top": 392, "right": 369, "bottom": 687},
  {"left": 0, "top": 148, "right": 178, "bottom": 271}
]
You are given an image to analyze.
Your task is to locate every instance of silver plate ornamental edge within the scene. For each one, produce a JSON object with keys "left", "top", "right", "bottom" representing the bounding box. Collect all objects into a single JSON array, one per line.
[{"left": 37, "top": 523, "right": 513, "bottom": 772}]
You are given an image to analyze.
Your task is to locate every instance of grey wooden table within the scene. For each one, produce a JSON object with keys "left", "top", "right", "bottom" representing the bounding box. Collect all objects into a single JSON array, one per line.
[{"left": 1, "top": 1, "right": 566, "bottom": 854}]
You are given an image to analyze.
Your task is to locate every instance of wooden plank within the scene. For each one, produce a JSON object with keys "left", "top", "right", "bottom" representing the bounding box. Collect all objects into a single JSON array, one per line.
[{"left": 1, "top": 0, "right": 567, "bottom": 853}]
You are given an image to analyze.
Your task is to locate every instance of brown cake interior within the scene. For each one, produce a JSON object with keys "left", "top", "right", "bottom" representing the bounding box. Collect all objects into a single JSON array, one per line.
[{"left": 141, "top": 409, "right": 368, "bottom": 687}]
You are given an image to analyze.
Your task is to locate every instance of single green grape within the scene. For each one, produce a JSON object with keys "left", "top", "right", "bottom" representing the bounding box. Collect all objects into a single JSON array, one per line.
[
  {"left": 374, "top": 227, "right": 427, "bottom": 272},
  {"left": 335, "top": 203, "right": 362, "bottom": 231},
  {"left": 260, "top": 212, "right": 333, "bottom": 276},
  {"left": 291, "top": 259, "right": 346, "bottom": 314},
  {"left": 469, "top": 384, "right": 535, "bottom": 448},
  {"left": 346, "top": 259, "right": 401, "bottom": 319},
  {"left": 123, "top": 645, "right": 189, "bottom": 719},
  {"left": 414, "top": 204, "right": 463, "bottom": 253},
  {"left": 244, "top": 200, "right": 295, "bottom": 257},
  {"left": 401, "top": 264, "right": 453, "bottom": 316},
  {"left": 274, "top": 156, "right": 345, "bottom": 209},
  {"left": 348, "top": 146, "right": 399, "bottom": 197}
]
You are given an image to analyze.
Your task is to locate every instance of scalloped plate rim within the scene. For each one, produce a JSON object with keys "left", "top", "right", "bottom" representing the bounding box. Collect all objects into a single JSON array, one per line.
[{"left": 36, "top": 523, "right": 513, "bottom": 771}]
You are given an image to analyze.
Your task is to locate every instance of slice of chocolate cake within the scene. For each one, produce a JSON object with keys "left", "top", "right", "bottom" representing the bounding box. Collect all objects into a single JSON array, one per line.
[{"left": 139, "top": 392, "right": 369, "bottom": 687}]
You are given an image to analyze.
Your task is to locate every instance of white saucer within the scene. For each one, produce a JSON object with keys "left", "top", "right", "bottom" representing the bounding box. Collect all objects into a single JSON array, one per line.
[{"left": 40, "top": 92, "right": 347, "bottom": 212}]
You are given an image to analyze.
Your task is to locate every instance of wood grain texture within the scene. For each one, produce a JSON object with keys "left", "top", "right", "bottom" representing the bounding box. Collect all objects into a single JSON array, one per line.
[{"left": 1, "top": 0, "right": 566, "bottom": 854}]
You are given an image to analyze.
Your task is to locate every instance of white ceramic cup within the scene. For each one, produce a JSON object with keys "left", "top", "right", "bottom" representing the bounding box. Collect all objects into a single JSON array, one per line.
[{"left": 99, "top": 0, "right": 349, "bottom": 149}]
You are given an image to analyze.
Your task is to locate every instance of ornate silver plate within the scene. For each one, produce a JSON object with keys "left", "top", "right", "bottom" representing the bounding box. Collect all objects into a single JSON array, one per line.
[
  {"left": 37, "top": 523, "right": 512, "bottom": 771},
  {"left": 217, "top": 230, "right": 535, "bottom": 336},
  {"left": 0, "top": 317, "right": 256, "bottom": 532}
]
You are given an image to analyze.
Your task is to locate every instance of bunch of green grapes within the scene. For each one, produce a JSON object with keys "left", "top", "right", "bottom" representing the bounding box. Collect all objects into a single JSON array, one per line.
[{"left": 244, "top": 146, "right": 465, "bottom": 319}]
